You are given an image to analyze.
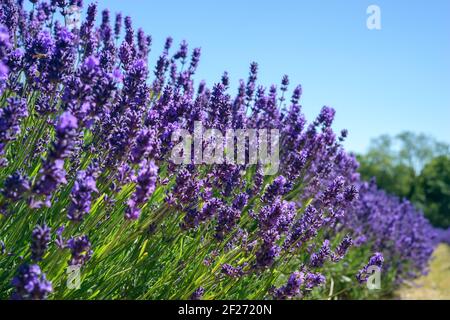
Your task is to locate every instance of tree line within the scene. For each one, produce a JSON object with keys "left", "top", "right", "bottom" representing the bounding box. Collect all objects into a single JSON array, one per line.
[{"left": 357, "top": 132, "right": 450, "bottom": 228}]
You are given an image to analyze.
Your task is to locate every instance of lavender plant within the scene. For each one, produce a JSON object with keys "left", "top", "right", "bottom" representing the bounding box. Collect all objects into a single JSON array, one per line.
[{"left": 0, "top": 0, "right": 436, "bottom": 300}]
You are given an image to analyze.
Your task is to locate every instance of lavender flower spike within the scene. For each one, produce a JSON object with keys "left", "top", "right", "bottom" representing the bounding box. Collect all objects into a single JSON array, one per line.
[
  {"left": 67, "top": 235, "right": 93, "bottom": 266},
  {"left": 125, "top": 159, "right": 158, "bottom": 220},
  {"left": 11, "top": 264, "right": 52, "bottom": 300},
  {"left": 356, "top": 252, "right": 384, "bottom": 283},
  {"left": 31, "top": 224, "right": 51, "bottom": 261}
]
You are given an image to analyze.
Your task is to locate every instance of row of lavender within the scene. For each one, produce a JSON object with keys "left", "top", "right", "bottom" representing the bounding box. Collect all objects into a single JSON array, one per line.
[
  {"left": 435, "top": 228, "right": 450, "bottom": 245},
  {"left": 0, "top": 0, "right": 436, "bottom": 299}
]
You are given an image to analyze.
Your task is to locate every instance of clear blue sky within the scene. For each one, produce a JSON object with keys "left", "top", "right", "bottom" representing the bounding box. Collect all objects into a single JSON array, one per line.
[{"left": 92, "top": 0, "right": 450, "bottom": 154}]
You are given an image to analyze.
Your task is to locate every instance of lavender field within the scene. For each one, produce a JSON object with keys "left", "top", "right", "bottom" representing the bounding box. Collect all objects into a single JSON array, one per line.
[{"left": 0, "top": 0, "right": 448, "bottom": 300}]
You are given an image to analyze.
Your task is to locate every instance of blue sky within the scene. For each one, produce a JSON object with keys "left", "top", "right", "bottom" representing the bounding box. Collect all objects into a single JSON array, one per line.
[{"left": 92, "top": 0, "right": 450, "bottom": 154}]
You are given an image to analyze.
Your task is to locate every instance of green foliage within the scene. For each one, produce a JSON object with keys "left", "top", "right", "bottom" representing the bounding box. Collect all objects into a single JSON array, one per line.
[
  {"left": 415, "top": 156, "right": 450, "bottom": 228},
  {"left": 357, "top": 154, "right": 415, "bottom": 199},
  {"left": 357, "top": 132, "right": 450, "bottom": 228}
]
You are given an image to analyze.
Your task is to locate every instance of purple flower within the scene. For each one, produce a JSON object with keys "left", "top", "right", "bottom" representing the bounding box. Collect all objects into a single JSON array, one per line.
[
  {"left": 0, "top": 24, "right": 11, "bottom": 57},
  {"left": 0, "top": 1, "right": 20, "bottom": 33},
  {"left": 170, "top": 168, "right": 202, "bottom": 207},
  {"left": 245, "top": 62, "right": 258, "bottom": 106},
  {"left": 24, "top": 30, "right": 55, "bottom": 85},
  {"left": 48, "top": 26, "right": 76, "bottom": 82},
  {"left": 309, "top": 239, "right": 331, "bottom": 268},
  {"left": 221, "top": 264, "right": 243, "bottom": 278},
  {"left": 284, "top": 205, "right": 324, "bottom": 250},
  {"left": 215, "top": 205, "right": 241, "bottom": 240},
  {"left": 261, "top": 175, "right": 288, "bottom": 203},
  {"left": 315, "top": 106, "right": 335, "bottom": 128},
  {"left": 0, "top": 24, "right": 11, "bottom": 92},
  {"left": 31, "top": 224, "right": 51, "bottom": 261},
  {"left": 343, "top": 185, "right": 358, "bottom": 203},
  {"left": 79, "top": 3, "right": 98, "bottom": 56},
  {"left": 137, "top": 28, "right": 151, "bottom": 59},
  {"left": 34, "top": 112, "right": 78, "bottom": 199},
  {"left": 130, "top": 128, "right": 156, "bottom": 164},
  {"left": 67, "top": 161, "right": 99, "bottom": 221},
  {"left": 332, "top": 234, "right": 353, "bottom": 262},
  {"left": 114, "top": 13, "right": 122, "bottom": 38},
  {"left": 273, "top": 271, "right": 304, "bottom": 299},
  {"left": 258, "top": 197, "right": 296, "bottom": 237},
  {"left": 55, "top": 226, "right": 66, "bottom": 249},
  {"left": 190, "top": 287, "right": 205, "bottom": 300},
  {"left": 0, "top": 170, "right": 30, "bottom": 201},
  {"left": 356, "top": 252, "right": 384, "bottom": 283},
  {"left": 67, "top": 235, "right": 92, "bottom": 266},
  {"left": 33, "top": 159, "right": 67, "bottom": 199},
  {"left": 232, "top": 193, "right": 248, "bottom": 210},
  {"left": 11, "top": 264, "right": 52, "bottom": 300},
  {"left": 173, "top": 40, "right": 188, "bottom": 64},
  {"left": 181, "top": 197, "right": 222, "bottom": 229},
  {"left": 305, "top": 272, "right": 326, "bottom": 289},
  {"left": 0, "top": 97, "right": 28, "bottom": 149},
  {"left": 125, "top": 160, "right": 158, "bottom": 220},
  {"left": 255, "top": 239, "right": 281, "bottom": 268}
]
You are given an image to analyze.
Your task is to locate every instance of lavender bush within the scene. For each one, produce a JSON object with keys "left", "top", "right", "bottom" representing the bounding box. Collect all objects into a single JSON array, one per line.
[{"left": 0, "top": 0, "right": 437, "bottom": 300}]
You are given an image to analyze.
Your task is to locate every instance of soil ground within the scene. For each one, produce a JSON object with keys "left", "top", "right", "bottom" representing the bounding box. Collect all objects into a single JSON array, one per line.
[{"left": 394, "top": 244, "right": 450, "bottom": 299}]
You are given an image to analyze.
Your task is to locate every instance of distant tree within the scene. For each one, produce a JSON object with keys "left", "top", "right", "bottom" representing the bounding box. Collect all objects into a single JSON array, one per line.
[
  {"left": 396, "top": 132, "right": 450, "bottom": 174},
  {"left": 415, "top": 156, "right": 450, "bottom": 228},
  {"left": 357, "top": 132, "right": 450, "bottom": 228},
  {"left": 357, "top": 154, "right": 415, "bottom": 199}
]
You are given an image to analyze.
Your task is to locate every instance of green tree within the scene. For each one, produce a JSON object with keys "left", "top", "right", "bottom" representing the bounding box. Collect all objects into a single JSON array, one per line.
[
  {"left": 357, "top": 132, "right": 450, "bottom": 228},
  {"left": 357, "top": 153, "right": 415, "bottom": 199},
  {"left": 415, "top": 156, "right": 450, "bottom": 228},
  {"left": 396, "top": 132, "right": 450, "bottom": 174}
]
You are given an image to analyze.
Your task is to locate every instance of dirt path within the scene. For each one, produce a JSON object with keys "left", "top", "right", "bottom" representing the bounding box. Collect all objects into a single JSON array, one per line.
[{"left": 395, "top": 244, "right": 450, "bottom": 299}]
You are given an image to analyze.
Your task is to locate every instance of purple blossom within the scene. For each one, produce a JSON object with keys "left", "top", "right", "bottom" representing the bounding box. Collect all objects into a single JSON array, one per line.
[
  {"left": 309, "top": 239, "right": 331, "bottom": 268},
  {"left": 221, "top": 264, "right": 243, "bottom": 278},
  {"left": 273, "top": 271, "right": 304, "bottom": 299},
  {"left": 48, "top": 26, "right": 76, "bottom": 82},
  {"left": 30, "top": 224, "right": 51, "bottom": 261},
  {"left": 261, "top": 175, "right": 288, "bottom": 203},
  {"left": 125, "top": 160, "right": 158, "bottom": 220},
  {"left": 190, "top": 287, "right": 204, "bottom": 300},
  {"left": 215, "top": 205, "right": 241, "bottom": 240},
  {"left": 1, "top": 170, "right": 30, "bottom": 201},
  {"left": 67, "top": 235, "right": 92, "bottom": 266},
  {"left": 0, "top": 24, "right": 11, "bottom": 92},
  {"left": 114, "top": 13, "right": 122, "bottom": 38},
  {"left": 0, "top": 97, "right": 28, "bottom": 151},
  {"left": 332, "top": 234, "right": 353, "bottom": 262},
  {"left": 284, "top": 205, "right": 324, "bottom": 250},
  {"left": 130, "top": 128, "right": 155, "bottom": 164},
  {"left": 258, "top": 197, "right": 296, "bottom": 237},
  {"left": 305, "top": 272, "right": 326, "bottom": 289},
  {"left": 232, "top": 193, "right": 248, "bottom": 210},
  {"left": 11, "top": 264, "right": 52, "bottom": 300},
  {"left": 55, "top": 226, "right": 66, "bottom": 249},
  {"left": 34, "top": 112, "right": 78, "bottom": 198},
  {"left": 67, "top": 161, "right": 99, "bottom": 221},
  {"left": 356, "top": 252, "right": 384, "bottom": 283}
]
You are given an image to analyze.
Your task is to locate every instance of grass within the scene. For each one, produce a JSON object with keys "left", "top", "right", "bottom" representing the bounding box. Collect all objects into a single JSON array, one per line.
[{"left": 395, "top": 244, "right": 450, "bottom": 300}]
